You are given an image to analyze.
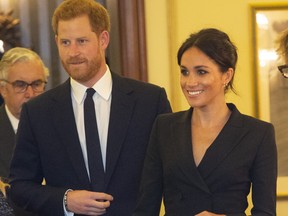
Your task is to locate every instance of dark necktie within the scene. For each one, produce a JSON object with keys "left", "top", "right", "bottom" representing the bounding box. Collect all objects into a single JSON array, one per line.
[{"left": 84, "top": 88, "right": 105, "bottom": 192}]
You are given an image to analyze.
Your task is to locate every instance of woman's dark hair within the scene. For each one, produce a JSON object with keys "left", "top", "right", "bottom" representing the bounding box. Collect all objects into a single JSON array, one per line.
[{"left": 177, "top": 28, "right": 238, "bottom": 93}]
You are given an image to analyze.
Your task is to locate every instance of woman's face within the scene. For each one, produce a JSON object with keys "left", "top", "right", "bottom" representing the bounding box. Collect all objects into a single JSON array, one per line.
[{"left": 180, "top": 47, "right": 232, "bottom": 109}]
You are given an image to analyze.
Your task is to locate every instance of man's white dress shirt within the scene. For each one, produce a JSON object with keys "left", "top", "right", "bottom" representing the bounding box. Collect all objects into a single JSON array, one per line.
[{"left": 65, "top": 67, "right": 112, "bottom": 215}]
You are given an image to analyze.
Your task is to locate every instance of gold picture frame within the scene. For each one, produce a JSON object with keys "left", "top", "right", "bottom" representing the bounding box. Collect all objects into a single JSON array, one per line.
[{"left": 251, "top": 4, "right": 288, "bottom": 198}]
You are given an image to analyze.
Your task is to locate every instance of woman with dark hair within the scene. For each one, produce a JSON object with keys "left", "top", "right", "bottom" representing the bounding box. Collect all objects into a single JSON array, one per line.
[{"left": 134, "top": 28, "right": 277, "bottom": 216}]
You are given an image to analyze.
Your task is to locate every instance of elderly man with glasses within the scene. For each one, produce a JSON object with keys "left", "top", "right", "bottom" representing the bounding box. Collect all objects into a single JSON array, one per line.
[
  {"left": 277, "top": 28, "right": 288, "bottom": 78},
  {"left": 0, "top": 47, "right": 49, "bottom": 216}
]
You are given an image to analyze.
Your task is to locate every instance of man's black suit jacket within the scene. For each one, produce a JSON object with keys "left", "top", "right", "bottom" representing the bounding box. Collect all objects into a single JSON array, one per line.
[
  {"left": 9, "top": 72, "right": 172, "bottom": 216},
  {"left": 0, "top": 106, "right": 38, "bottom": 216},
  {"left": 0, "top": 105, "right": 15, "bottom": 178},
  {"left": 0, "top": 95, "right": 4, "bottom": 106}
]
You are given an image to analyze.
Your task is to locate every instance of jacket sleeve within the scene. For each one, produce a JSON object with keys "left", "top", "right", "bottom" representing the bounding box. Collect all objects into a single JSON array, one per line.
[
  {"left": 157, "top": 87, "right": 172, "bottom": 114},
  {"left": 9, "top": 104, "right": 67, "bottom": 216},
  {"left": 133, "top": 117, "right": 163, "bottom": 216},
  {"left": 250, "top": 123, "right": 277, "bottom": 216}
]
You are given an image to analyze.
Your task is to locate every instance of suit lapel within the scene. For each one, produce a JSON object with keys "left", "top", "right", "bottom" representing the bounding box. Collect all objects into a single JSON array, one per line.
[
  {"left": 197, "top": 104, "right": 249, "bottom": 179},
  {"left": 105, "top": 74, "right": 135, "bottom": 187},
  {"left": 51, "top": 80, "right": 90, "bottom": 187},
  {"left": 172, "top": 109, "right": 211, "bottom": 193},
  {"left": 0, "top": 106, "right": 16, "bottom": 176}
]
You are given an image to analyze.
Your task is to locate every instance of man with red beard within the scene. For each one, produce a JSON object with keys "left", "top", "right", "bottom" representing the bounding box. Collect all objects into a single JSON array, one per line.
[{"left": 9, "top": 0, "right": 171, "bottom": 216}]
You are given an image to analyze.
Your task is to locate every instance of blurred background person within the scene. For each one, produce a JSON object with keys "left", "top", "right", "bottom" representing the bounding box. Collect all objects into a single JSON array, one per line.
[
  {"left": 0, "top": 47, "right": 49, "bottom": 216},
  {"left": 277, "top": 28, "right": 288, "bottom": 78},
  {"left": 0, "top": 47, "right": 49, "bottom": 178},
  {"left": 0, "top": 193, "right": 14, "bottom": 216},
  {"left": 0, "top": 179, "right": 14, "bottom": 216},
  {"left": 0, "top": 51, "right": 3, "bottom": 106}
]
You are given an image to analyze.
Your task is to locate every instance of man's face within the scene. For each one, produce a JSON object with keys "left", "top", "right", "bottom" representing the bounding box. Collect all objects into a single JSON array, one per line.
[
  {"left": 55, "top": 15, "right": 109, "bottom": 87},
  {"left": 0, "top": 60, "right": 46, "bottom": 119}
]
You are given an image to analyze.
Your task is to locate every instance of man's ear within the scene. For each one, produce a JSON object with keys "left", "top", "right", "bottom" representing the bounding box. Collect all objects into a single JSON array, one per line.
[
  {"left": 55, "top": 35, "right": 59, "bottom": 46},
  {"left": 99, "top": 31, "right": 110, "bottom": 49},
  {"left": 0, "top": 85, "right": 7, "bottom": 99}
]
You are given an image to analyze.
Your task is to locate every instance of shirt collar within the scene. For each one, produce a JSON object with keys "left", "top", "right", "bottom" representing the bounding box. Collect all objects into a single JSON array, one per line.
[
  {"left": 71, "top": 65, "right": 112, "bottom": 104},
  {"left": 5, "top": 105, "right": 19, "bottom": 133}
]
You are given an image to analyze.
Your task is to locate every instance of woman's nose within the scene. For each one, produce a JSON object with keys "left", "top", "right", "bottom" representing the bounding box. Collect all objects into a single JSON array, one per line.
[{"left": 186, "top": 74, "right": 198, "bottom": 86}]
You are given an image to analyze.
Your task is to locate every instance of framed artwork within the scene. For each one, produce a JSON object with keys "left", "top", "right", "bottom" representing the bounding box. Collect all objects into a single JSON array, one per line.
[{"left": 251, "top": 5, "right": 288, "bottom": 198}]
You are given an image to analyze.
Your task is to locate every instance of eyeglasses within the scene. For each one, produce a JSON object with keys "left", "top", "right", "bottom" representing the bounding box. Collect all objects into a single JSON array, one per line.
[
  {"left": 278, "top": 65, "right": 288, "bottom": 78},
  {"left": 0, "top": 79, "right": 47, "bottom": 93}
]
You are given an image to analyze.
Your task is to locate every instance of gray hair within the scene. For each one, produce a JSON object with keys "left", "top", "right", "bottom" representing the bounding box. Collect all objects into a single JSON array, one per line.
[{"left": 0, "top": 47, "right": 49, "bottom": 86}]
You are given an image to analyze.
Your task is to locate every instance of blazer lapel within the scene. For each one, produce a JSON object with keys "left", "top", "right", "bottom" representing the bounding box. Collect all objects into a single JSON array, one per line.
[
  {"left": 0, "top": 106, "right": 16, "bottom": 176},
  {"left": 172, "top": 109, "right": 211, "bottom": 193},
  {"left": 51, "top": 80, "right": 90, "bottom": 187},
  {"left": 197, "top": 104, "right": 249, "bottom": 179},
  {"left": 105, "top": 74, "right": 135, "bottom": 187}
]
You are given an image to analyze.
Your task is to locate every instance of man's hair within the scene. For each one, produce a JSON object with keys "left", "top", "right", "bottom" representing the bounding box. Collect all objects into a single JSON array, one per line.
[
  {"left": 0, "top": 47, "right": 49, "bottom": 86},
  {"left": 52, "top": 0, "right": 110, "bottom": 36},
  {"left": 276, "top": 28, "right": 288, "bottom": 62}
]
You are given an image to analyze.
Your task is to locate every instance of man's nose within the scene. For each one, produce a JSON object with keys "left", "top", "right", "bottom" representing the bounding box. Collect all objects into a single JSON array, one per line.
[
  {"left": 24, "top": 85, "right": 35, "bottom": 97},
  {"left": 68, "top": 43, "right": 80, "bottom": 56}
]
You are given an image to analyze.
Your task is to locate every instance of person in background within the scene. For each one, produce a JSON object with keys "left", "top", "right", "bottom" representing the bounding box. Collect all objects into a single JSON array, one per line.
[
  {"left": 277, "top": 28, "right": 288, "bottom": 78},
  {"left": 9, "top": 0, "right": 172, "bottom": 216},
  {"left": 0, "top": 52, "right": 4, "bottom": 106},
  {"left": 133, "top": 28, "right": 277, "bottom": 216},
  {"left": 0, "top": 179, "right": 14, "bottom": 216},
  {"left": 0, "top": 47, "right": 49, "bottom": 216},
  {"left": 0, "top": 47, "right": 49, "bottom": 178}
]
